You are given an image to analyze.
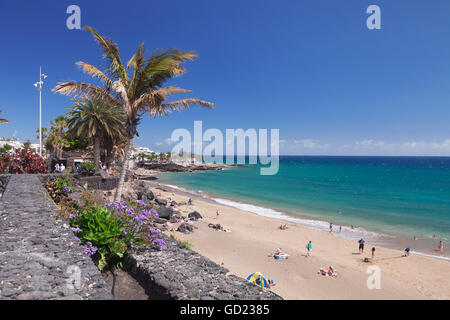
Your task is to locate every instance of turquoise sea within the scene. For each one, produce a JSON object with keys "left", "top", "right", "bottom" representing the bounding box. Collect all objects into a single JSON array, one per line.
[{"left": 158, "top": 156, "right": 450, "bottom": 259}]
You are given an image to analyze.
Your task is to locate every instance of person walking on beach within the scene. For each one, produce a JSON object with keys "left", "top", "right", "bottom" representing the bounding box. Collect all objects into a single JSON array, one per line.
[
  {"left": 438, "top": 241, "right": 444, "bottom": 252},
  {"left": 371, "top": 247, "right": 376, "bottom": 259},
  {"left": 306, "top": 241, "right": 312, "bottom": 257},
  {"left": 339, "top": 226, "right": 342, "bottom": 233},
  {"left": 329, "top": 223, "right": 333, "bottom": 233},
  {"left": 358, "top": 238, "right": 365, "bottom": 254}
]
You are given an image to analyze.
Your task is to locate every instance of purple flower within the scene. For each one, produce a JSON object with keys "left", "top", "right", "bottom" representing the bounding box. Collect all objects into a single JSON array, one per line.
[
  {"left": 71, "top": 227, "right": 81, "bottom": 233},
  {"left": 153, "top": 238, "right": 166, "bottom": 250},
  {"left": 126, "top": 208, "right": 135, "bottom": 215},
  {"left": 148, "top": 208, "right": 159, "bottom": 219},
  {"left": 74, "top": 236, "right": 80, "bottom": 242},
  {"left": 136, "top": 200, "right": 146, "bottom": 207},
  {"left": 63, "top": 185, "right": 72, "bottom": 193},
  {"left": 69, "top": 212, "right": 81, "bottom": 219},
  {"left": 82, "top": 241, "right": 98, "bottom": 257},
  {"left": 122, "top": 231, "right": 127, "bottom": 236}
]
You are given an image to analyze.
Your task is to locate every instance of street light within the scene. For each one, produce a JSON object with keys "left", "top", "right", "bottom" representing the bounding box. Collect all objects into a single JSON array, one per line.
[{"left": 34, "top": 67, "right": 46, "bottom": 157}]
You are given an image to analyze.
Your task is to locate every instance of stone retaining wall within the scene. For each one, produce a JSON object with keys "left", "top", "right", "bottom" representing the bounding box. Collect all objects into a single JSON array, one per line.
[
  {"left": 0, "top": 174, "right": 113, "bottom": 300},
  {"left": 126, "top": 235, "right": 279, "bottom": 300}
]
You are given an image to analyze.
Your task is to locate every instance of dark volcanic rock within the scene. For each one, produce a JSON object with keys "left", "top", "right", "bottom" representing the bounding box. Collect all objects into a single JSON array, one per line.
[
  {"left": 142, "top": 190, "right": 155, "bottom": 202},
  {"left": 154, "top": 218, "right": 169, "bottom": 224},
  {"left": 154, "top": 205, "right": 173, "bottom": 219},
  {"left": 208, "top": 223, "right": 223, "bottom": 230},
  {"left": 177, "top": 222, "right": 196, "bottom": 234},
  {"left": 155, "top": 198, "right": 167, "bottom": 206},
  {"left": 188, "top": 211, "right": 203, "bottom": 220}
]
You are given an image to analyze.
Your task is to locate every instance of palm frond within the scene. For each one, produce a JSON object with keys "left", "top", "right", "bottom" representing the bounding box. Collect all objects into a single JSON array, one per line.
[
  {"left": 52, "top": 81, "right": 118, "bottom": 105},
  {"left": 76, "top": 61, "right": 113, "bottom": 90},
  {"left": 151, "top": 98, "right": 214, "bottom": 117},
  {"left": 83, "top": 26, "right": 128, "bottom": 85}
]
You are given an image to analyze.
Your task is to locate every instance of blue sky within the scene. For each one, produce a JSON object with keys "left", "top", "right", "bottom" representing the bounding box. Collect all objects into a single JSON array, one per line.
[{"left": 0, "top": 0, "right": 450, "bottom": 155}]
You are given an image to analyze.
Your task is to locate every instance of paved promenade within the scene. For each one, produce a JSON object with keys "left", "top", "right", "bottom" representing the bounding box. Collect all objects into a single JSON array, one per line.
[{"left": 0, "top": 175, "right": 112, "bottom": 300}]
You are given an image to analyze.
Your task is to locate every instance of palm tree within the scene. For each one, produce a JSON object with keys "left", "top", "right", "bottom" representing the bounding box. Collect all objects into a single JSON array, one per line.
[
  {"left": 47, "top": 116, "right": 69, "bottom": 159},
  {"left": 0, "top": 110, "right": 9, "bottom": 124},
  {"left": 53, "top": 26, "right": 214, "bottom": 201},
  {"left": 36, "top": 127, "right": 48, "bottom": 141},
  {"left": 65, "top": 97, "right": 125, "bottom": 172}
]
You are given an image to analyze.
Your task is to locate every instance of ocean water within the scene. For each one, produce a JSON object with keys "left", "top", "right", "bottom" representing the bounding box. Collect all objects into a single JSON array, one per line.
[{"left": 158, "top": 156, "right": 450, "bottom": 258}]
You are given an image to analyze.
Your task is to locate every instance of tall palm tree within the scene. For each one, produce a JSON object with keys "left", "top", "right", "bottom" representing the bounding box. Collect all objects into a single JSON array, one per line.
[
  {"left": 36, "top": 127, "right": 48, "bottom": 141},
  {"left": 53, "top": 26, "right": 214, "bottom": 201},
  {"left": 0, "top": 110, "right": 9, "bottom": 124},
  {"left": 65, "top": 97, "right": 125, "bottom": 172},
  {"left": 48, "top": 116, "right": 69, "bottom": 159}
]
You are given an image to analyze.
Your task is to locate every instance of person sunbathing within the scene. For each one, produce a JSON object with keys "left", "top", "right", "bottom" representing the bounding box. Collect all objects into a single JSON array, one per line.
[{"left": 318, "top": 266, "right": 337, "bottom": 277}]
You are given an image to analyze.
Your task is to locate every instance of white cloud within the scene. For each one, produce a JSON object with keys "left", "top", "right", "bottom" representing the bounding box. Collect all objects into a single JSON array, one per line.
[{"left": 293, "top": 139, "right": 330, "bottom": 149}]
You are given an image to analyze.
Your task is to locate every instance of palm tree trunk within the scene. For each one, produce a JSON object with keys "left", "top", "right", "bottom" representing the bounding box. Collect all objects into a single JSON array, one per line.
[
  {"left": 114, "top": 136, "right": 133, "bottom": 202},
  {"left": 93, "top": 134, "right": 101, "bottom": 172}
]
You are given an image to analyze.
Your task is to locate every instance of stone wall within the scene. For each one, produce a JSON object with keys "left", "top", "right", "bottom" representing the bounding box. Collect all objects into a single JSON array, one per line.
[
  {"left": 0, "top": 174, "right": 113, "bottom": 300},
  {"left": 126, "top": 235, "right": 279, "bottom": 300}
]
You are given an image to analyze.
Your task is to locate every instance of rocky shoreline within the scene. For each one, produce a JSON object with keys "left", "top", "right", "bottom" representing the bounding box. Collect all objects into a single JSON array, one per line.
[{"left": 136, "top": 161, "right": 243, "bottom": 173}]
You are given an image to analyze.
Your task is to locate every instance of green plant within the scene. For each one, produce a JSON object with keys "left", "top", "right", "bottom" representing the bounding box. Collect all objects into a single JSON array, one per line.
[
  {"left": 70, "top": 206, "right": 131, "bottom": 270},
  {"left": 53, "top": 175, "right": 73, "bottom": 192},
  {"left": 0, "top": 144, "right": 12, "bottom": 153},
  {"left": 79, "top": 161, "right": 95, "bottom": 173},
  {"left": 180, "top": 240, "right": 192, "bottom": 249}
]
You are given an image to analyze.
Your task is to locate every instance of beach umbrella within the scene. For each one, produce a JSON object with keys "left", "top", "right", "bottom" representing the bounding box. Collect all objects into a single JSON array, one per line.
[{"left": 246, "top": 272, "right": 273, "bottom": 290}]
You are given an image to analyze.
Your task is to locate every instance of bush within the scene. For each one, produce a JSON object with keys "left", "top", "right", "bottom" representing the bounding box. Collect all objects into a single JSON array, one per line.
[
  {"left": 79, "top": 161, "right": 95, "bottom": 173},
  {"left": 0, "top": 149, "right": 48, "bottom": 173},
  {"left": 70, "top": 206, "right": 129, "bottom": 270},
  {"left": 44, "top": 175, "right": 80, "bottom": 204},
  {"left": 0, "top": 144, "right": 12, "bottom": 153},
  {"left": 67, "top": 197, "right": 165, "bottom": 270}
]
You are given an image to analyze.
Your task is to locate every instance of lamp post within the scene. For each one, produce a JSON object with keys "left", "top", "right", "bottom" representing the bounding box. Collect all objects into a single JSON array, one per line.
[{"left": 34, "top": 67, "right": 47, "bottom": 157}]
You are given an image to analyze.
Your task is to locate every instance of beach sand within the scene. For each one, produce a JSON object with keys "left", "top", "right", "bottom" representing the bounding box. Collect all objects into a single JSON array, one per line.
[{"left": 121, "top": 179, "right": 450, "bottom": 300}]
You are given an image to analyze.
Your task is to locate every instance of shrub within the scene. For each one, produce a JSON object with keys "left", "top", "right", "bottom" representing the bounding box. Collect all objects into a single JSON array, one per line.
[
  {"left": 79, "top": 161, "right": 95, "bottom": 173},
  {"left": 70, "top": 206, "right": 129, "bottom": 270},
  {"left": 0, "top": 149, "right": 48, "bottom": 173},
  {"left": 44, "top": 175, "right": 80, "bottom": 204},
  {"left": 0, "top": 144, "right": 12, "bottom": 153},
  {"left": 67, "top": 198, "right": 166, "bottom": 270},
  {"left": 53, "top": 175, "right": 73, "bottom": 193}
]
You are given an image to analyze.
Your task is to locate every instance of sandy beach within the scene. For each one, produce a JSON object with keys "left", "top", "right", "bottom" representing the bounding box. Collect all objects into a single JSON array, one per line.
[{"left": 121, "top": 175, "right": 450, "bottom": 300}]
